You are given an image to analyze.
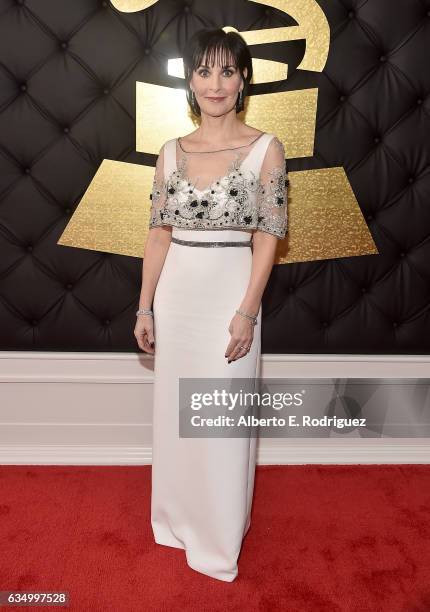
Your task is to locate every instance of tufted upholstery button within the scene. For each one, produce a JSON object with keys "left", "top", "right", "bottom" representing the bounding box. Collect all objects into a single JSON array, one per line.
[
  {"left": 20, "top": 84, "right": 27, "bottom": 91},
  {"left": 24, "top": 168, "right": 31, "bottom": 174},
  {"left": 339, "top": 95, "right": 345, "bottom": 102},
  {"left": 417, "top": 99, "right": 423, "bottom": 105},
  {"left": 393, "top": 322, "right": 398, "bottom": 327},
  {"left": 408, "top": 177, "right": 414, "bottom": 184},
  {"left": 322, "top": 321, "right": 328, "bottom": 327},
  {"left": 374, "top": 137, "right": 380, "bottom": 143},
  {"left": 31, "top": 319, "right": 37, "bottom": 326},
  {"left": 17, "top": 0, "right": 24, "bottom": 5},
  {"left": 380, "top": 55, "right": 386, "bottom": 62},
  {"left": 61, "top": 42, "right": 67, "bottom": 49},
  {"left": 66, "top": 283, "right": 73, "bottom": 290},
  {"left": 144, "top": 47, "right": 151, "bottom": 55},
  {"left": 367, "top": 214, "right": 373, "bottom": 220},
  {"left": 289, "top": 287, "right": 294, "bottom": 293},
  {"left": 348, "top": 11, "right": 354, "bottom": 18},
  {"left": 103, "top": 88, "right": 109, "bottom": 94},
  {"left": 400, "top": 252, "right": 405, "bottom": 257},
  {"left": 65, "top": 208, "right": 71, "bottom": 214},
  {"left": 102, "top": 1, "right": 108, "bottom": 7},
  {"left": 63, "top": 127, "right": 69, "bottom": 133},
  {"left": 27, "top": 245, "right": 33, "bottom": 252},
  {"left": 184, "top": 5, "right": 190, "bottom": 12},
  {"left": 361, "top": 287, "right": 367, "bottom": 293},
  {"left": 104, "top": 319, "right": 110, "bottom": 325}
]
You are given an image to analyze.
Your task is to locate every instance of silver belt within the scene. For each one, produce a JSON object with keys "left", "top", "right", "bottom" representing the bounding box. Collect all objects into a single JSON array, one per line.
[{"left": 171, "top": 237, "right": 252, "bottom": 248}]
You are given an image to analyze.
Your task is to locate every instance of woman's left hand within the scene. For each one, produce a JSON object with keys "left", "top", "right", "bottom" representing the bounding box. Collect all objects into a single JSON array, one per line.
[{"left": 225, "top": 312, "right": 255, "bottom": 362}]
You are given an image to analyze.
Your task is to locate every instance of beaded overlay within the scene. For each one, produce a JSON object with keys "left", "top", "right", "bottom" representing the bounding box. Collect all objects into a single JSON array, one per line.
[{"left": 149, "top": 135, "right": 289, "bottom": 239}]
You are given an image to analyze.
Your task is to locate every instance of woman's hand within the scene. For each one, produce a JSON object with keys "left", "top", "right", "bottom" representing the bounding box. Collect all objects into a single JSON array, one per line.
[
  {"left": 134, "top": 315, "right": 155, "bottom": 354},
  {"left": 225, "top": 312, "right": 255, "bottom": 363}
]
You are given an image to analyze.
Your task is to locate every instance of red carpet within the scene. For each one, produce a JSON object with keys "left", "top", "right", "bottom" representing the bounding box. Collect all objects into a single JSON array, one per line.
[{"left": 0, "top": 464, "right": 429, "bottom": 611}]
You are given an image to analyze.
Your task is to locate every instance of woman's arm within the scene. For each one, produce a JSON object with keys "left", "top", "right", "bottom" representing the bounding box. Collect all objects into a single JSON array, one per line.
[
  {"left": 135, "top": 227, "right": 171, "bottom": 354},
  {"left": 238, "top": 233, "right": 278, "bottom": 316},
  {"left": 135, "top": 144, "right": 171, "bottom": 353},
  {"left": 240, "top": 135, "right": 289, "bottom": 316},
  {"left": 139, "top": 226, "right": 171, "bottom": 311},
  {"left": 225, "top": 136, "right": 288, "bottom": 362}
]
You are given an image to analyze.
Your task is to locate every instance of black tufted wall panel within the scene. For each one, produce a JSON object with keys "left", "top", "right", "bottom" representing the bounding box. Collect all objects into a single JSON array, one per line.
[{"left": 0, "top": 0, "right": 429, "bottom": 353}]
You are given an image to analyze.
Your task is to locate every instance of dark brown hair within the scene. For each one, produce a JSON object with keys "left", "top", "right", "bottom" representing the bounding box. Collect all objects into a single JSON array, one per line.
[{"left": 183, "top": 28, "right": 253, "bottom": 116}]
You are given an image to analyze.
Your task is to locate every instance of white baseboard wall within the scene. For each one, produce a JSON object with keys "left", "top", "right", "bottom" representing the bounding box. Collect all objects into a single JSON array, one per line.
[{"left": 0, "top": 352, "right": 429, "bottom": 465}]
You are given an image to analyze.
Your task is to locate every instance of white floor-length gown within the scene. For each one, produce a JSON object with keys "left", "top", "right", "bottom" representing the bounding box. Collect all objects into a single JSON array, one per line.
[{"left": 148, "top": 131, "right": 287, "bottom": 582}]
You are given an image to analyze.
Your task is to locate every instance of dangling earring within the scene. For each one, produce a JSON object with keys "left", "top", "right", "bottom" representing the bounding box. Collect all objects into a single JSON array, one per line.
[
  {"left": 238, "top": 90, "right": 243, "bottom": 109},
  {"left": 191, "top": 90, "right": 196, "bottom": 106}
]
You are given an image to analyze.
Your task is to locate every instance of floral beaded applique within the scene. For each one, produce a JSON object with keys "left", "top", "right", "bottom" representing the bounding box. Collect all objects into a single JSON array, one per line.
[
  {"left": 255, "top": 142, "right": 289, "bottom": 238},
  {"left": 148, "top": 136, "right": 289, "bottom": 239}
]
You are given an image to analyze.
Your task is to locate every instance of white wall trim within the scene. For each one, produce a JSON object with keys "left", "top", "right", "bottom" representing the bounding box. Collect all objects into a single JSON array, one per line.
[
  {"left": 0, "top": 440, "right": 429, "bottom": 465},
  {"left": 1, "top": 352, "right": 429, "bottom": 465}
]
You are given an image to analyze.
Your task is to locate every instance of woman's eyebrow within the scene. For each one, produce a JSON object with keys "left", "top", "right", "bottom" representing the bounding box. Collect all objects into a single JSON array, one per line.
[{"left": 197, "top": 64, "right": 236, "bottom": 69}]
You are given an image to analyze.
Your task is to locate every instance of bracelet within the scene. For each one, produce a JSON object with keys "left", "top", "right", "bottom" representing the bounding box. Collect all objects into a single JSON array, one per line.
[
  {"left": 236, "top": 309, "right": 258, "bottom": 325},
  {"left": 136, "top": 308, "right": 153, "bottom": 317}
]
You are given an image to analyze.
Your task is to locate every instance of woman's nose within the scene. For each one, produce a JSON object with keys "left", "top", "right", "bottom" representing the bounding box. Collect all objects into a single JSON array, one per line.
[{"left": 208, "top": 75, "right": 222, "bottom": 91}]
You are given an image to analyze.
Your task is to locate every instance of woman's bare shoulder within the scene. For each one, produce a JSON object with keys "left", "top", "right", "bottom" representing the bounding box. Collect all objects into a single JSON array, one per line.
[
  {"left": 241, "top": 125, "right": 265, "bottom": 138},
  {"left": 178, "top": 130, "right": 199, "bottom": 145}
]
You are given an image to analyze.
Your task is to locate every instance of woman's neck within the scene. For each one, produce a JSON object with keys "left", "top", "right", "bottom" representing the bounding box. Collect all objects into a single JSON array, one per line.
[{"left": 194, "top": 115, "right": 248, "bottom": 142}]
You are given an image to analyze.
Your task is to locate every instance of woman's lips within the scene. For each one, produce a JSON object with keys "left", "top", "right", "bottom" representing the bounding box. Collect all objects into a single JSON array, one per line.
[{"left": 206, "top": 97, "right": 225, "bottom": 101}]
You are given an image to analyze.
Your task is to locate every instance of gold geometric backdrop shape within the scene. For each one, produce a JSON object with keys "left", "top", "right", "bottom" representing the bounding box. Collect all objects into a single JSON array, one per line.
[
  {"left": 58, "top": 160, "right": 151, "bottom": 258},
  {"left": 277, "top": 167, "right": 378, "bottom": 263},
  {"left": 57, "top": 162, "right": 378, "bottom": 265},
  {"left": 111, "top": 0, "right": 331, "bottom": 77}
]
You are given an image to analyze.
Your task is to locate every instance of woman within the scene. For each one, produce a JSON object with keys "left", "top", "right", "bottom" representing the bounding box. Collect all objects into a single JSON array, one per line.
[{"left": 134, "top": 27, "right": 288, "bottom": 582}]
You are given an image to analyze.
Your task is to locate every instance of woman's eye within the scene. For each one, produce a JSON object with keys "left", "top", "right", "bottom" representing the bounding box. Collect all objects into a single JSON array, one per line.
[{"left": 197, "top": 69, "right": 234, "bottom": 77}]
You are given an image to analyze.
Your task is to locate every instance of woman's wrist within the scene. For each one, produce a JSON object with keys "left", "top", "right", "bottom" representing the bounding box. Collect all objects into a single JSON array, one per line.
[
  {"left": 139, "top": 296, "right": 153, "bottom": 310},
  {"left": 237, "top": 302, "right": 260, "bottom": 319},
  {"left": 137, "top": 298, "right": 153, "bottom": 317},
  {"left": 236, "top": 309, "right": 258, "bottom": 325}
]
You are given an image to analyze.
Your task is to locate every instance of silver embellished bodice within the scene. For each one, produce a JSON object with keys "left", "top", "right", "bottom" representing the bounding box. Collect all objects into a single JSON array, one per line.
[{"left": 148, "top": 131, "right": 289, "bottom": 239}]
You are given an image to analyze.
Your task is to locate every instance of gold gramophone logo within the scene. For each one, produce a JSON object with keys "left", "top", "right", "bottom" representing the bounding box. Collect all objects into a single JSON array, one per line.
[{"left": 58, "top": 0, "right": 378, "bottom": 265}]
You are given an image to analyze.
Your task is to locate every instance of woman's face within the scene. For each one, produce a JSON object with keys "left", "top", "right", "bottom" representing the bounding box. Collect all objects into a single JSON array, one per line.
[{"left": 190, "top": 52, "right": 247, "bottom": 116}]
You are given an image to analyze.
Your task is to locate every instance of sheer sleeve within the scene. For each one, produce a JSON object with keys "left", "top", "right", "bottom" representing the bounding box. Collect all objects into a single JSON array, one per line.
[
  {"left": 255, "top": 136, "right": 289, "bottom": 239},
  {"left": 148, "top": 143, "right": 168, "bottom": 229}
]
